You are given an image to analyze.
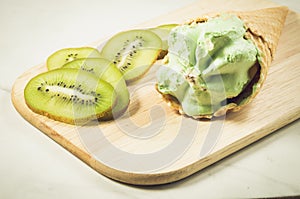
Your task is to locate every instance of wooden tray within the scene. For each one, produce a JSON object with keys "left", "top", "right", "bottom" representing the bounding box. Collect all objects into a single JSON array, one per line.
[{"left": 11, "top": 0, "right": 300, "bottom": 185}]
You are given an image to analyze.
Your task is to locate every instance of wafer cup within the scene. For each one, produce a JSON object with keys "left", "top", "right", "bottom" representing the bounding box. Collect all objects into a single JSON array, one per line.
[{"left": 157, "top": 6, "right": 289, "bottom": 118}]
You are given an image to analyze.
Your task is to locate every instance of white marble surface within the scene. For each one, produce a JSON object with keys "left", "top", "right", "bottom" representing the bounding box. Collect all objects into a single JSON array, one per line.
[{"left": 1, "top": 0, "right": 300, "bottom": 198}]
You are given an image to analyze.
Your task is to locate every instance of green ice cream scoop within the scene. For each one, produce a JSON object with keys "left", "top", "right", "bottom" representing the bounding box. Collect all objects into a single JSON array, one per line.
[{"left": 156, "top": 14, "right": 259, "bottom": 118}]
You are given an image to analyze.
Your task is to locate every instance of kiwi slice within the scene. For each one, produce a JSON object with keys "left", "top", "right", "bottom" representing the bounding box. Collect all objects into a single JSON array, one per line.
[
  {"left": 24, "top": 68, "right": 116, "bottom": 124},
  {"left": 149, "top": 24, "right": 178, "bottom": 59},
  {"left": 62, "top": 58, "right": 130, "bottom": 119},
  {"left": 47, "top": 47, "right": 101, "bottom": 70},
  {"left": 100, "top": 29, "right": 162, "bottom": 82}
]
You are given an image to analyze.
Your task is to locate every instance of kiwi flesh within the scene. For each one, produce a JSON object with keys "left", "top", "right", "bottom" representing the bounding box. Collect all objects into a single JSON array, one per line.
[
  {"left": 47, "top": 47, "right": 101, "bottom": 70},
  {"left": 149, "top": 24, "right": 178, "bottom": 59},
  {"left": 100, "top": 29, "right": 162, "bottom": 82},
  {"left": 24, "top": 68, "right": 116, "bottom": 124},
  {"left": 62, "top": 58, "right": 130, "bottom": 119}
]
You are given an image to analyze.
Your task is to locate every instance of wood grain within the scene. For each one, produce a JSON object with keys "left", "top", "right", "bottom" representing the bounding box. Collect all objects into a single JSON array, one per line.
[{"left": 11, "top": 0, "right": 300, "bottom": 185}]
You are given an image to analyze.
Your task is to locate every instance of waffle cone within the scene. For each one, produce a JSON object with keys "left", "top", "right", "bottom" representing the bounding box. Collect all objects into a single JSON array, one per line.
[{"left": 158, "top": 6, "right": 289, "bottom": 118}]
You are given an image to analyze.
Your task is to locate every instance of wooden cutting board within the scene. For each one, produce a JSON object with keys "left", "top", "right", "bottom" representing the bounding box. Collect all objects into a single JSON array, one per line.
[{"left": 11, "top": 0, "right": 300, "bottom": 185}]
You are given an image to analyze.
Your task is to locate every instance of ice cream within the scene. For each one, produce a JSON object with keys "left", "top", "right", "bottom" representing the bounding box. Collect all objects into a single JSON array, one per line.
[{"left": 157, "top": 14, "right": 259, "bottom": 117}]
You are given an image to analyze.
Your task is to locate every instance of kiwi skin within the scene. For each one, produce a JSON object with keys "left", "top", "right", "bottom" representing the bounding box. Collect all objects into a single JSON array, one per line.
[
  {"left": 149, "top": 24, "right": 178, "bottom": 59},
  {"left": 24, "top": 68, "right": 116, "bottom": 125}
]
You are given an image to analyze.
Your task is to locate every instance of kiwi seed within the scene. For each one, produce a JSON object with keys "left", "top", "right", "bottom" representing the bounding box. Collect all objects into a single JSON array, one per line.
[
  {"left": 47, "top": 47, "right": 102, "bottom": 70},
  {"left": 62, "top": 58, "right": 130, "bottom": 119},
  {"left": 24, "top": 68, "right": 116, "bottom": 124},
  {"left": 100, "top": 29, "right": 162, "bottom": 82}
]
